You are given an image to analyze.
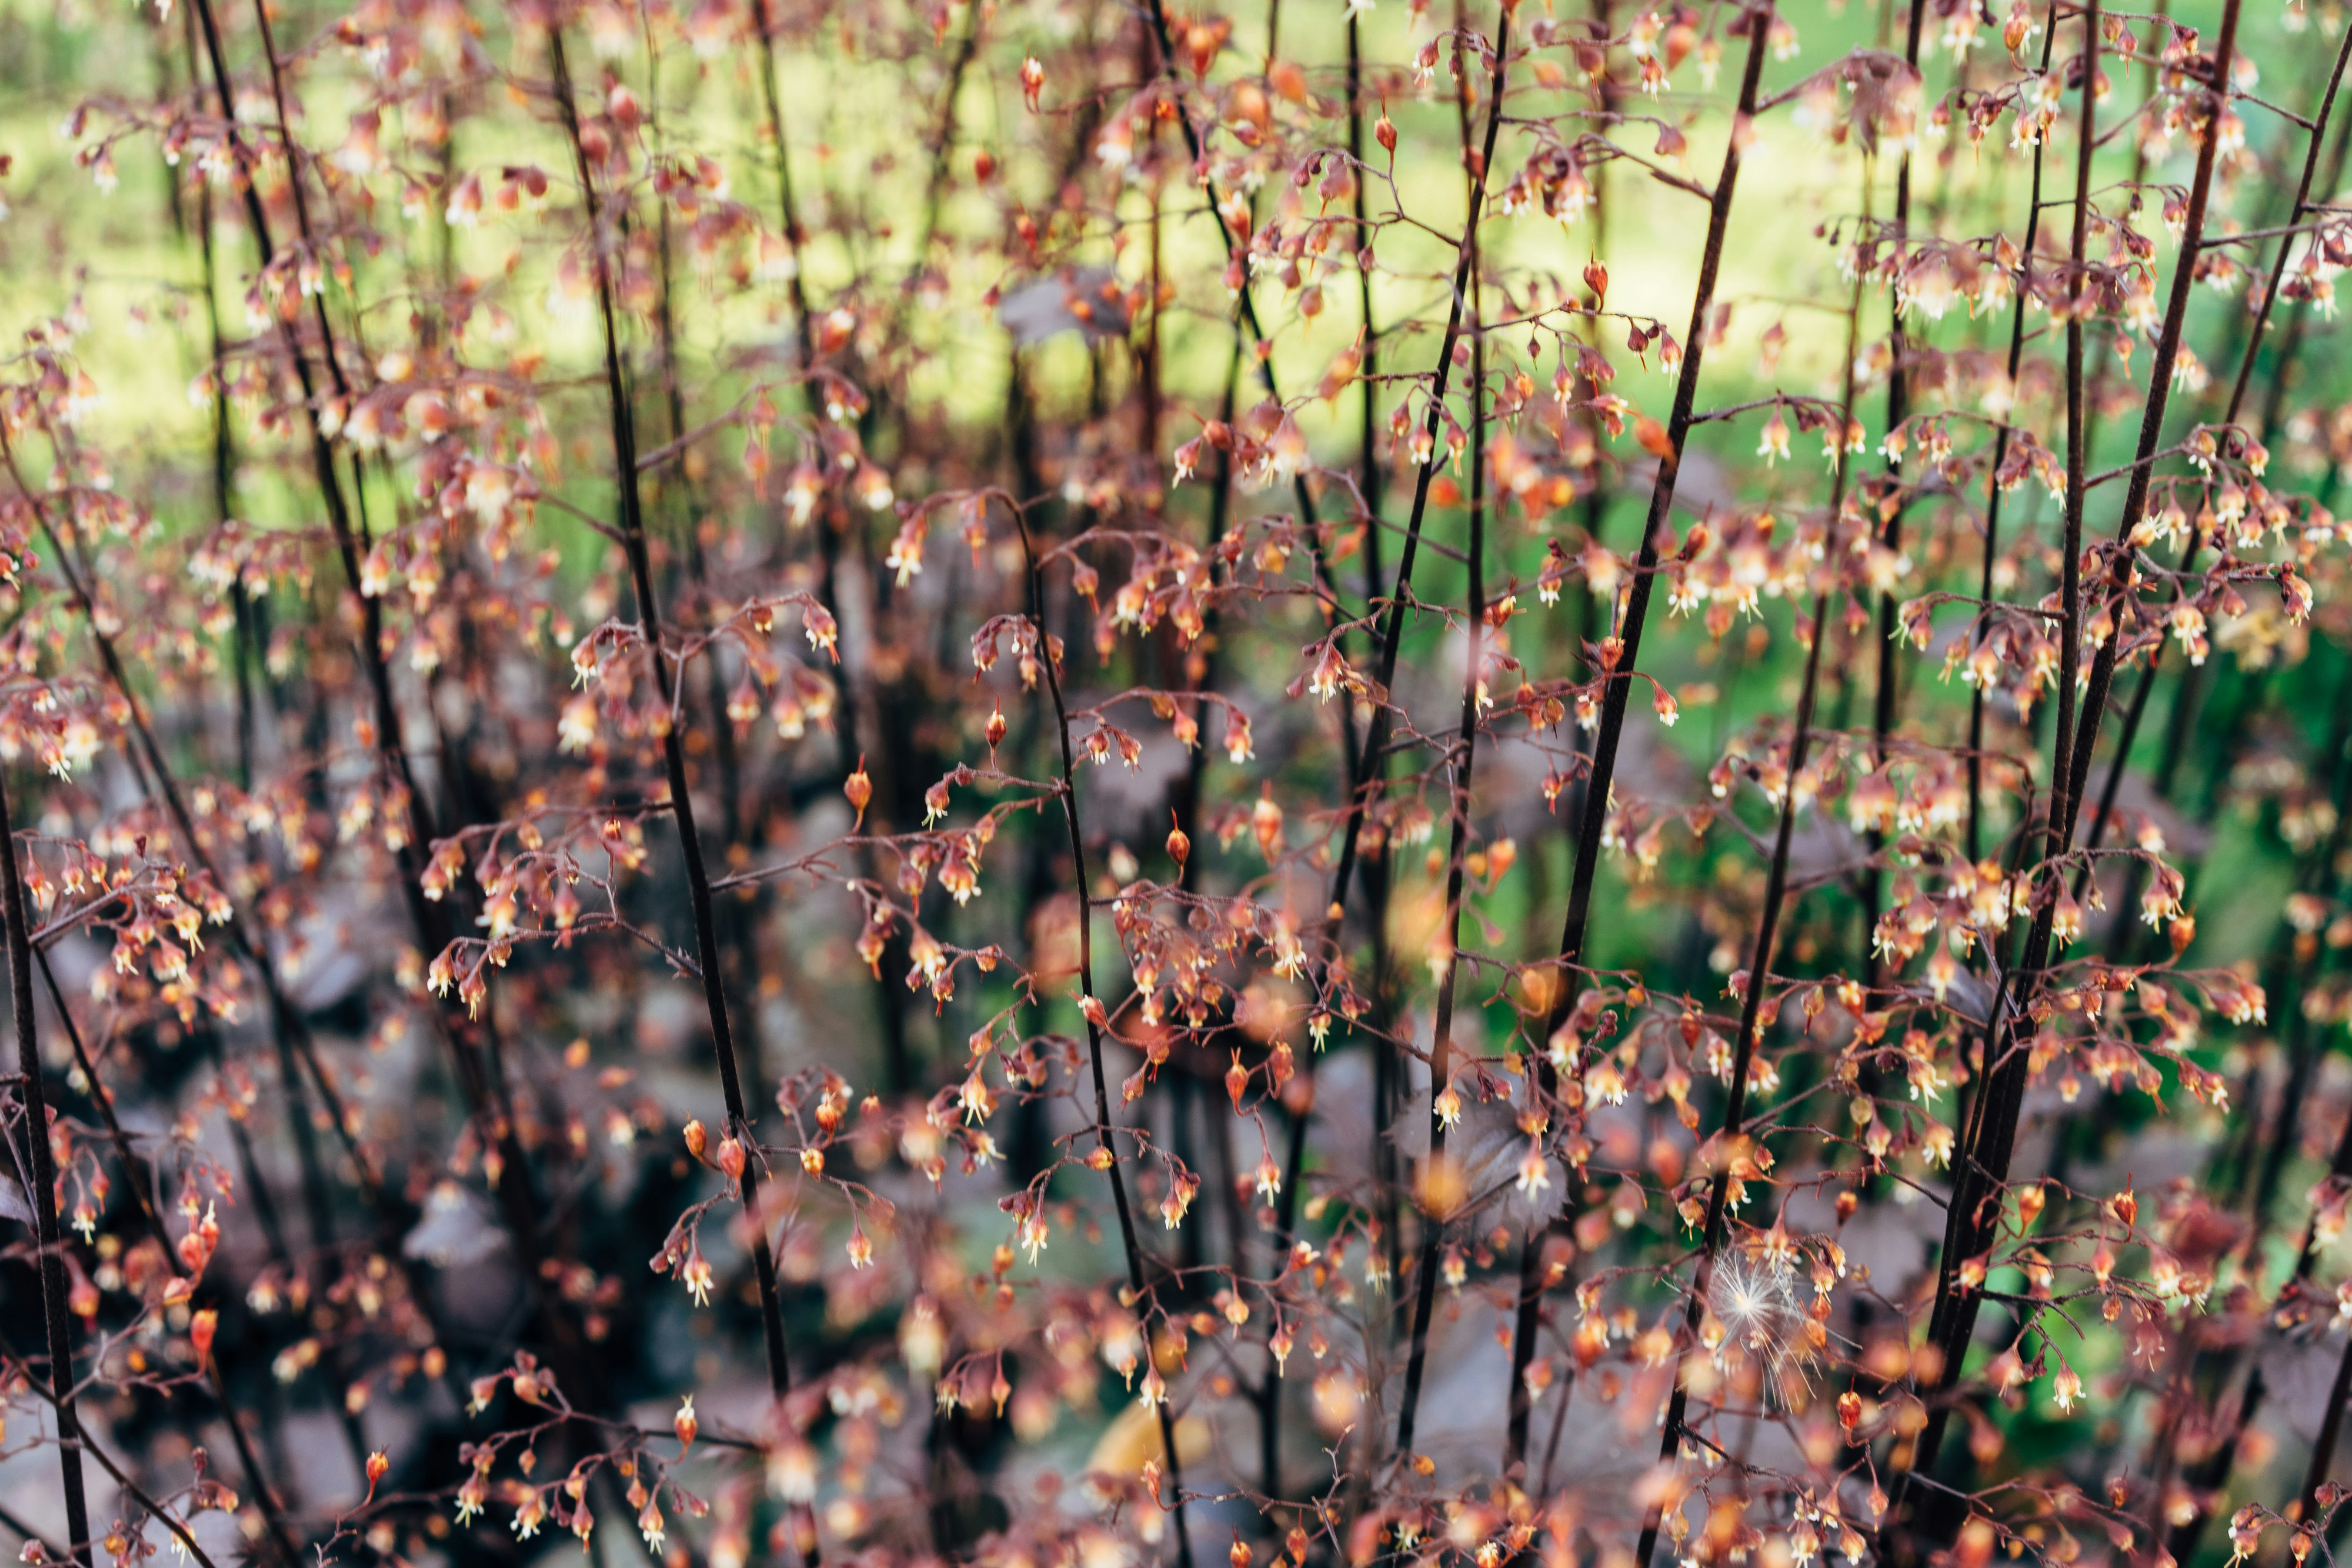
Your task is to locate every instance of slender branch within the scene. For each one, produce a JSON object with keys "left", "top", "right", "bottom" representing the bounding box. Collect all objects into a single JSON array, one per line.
[
  {"left": 1011, "top": 498, "right": 1197, "bottom": 1568},
  {"left": 0, "top": 429, "right": 316, "bottom": 1564},
  {"left": 1896, "top": 0, "right": 2244, "bottom": 1533},
  {"left": 541, "top": 38, "right": 812, "bottom": 1564},
  {"left": 1865, "top": 0, "right": 1929, "bottom": 991},
  {"left": 2058, "top": 0, "right": 2246, "bottom": 837},
  {"left": 1395, "top": 170, "right": 1489, "bottom": 1456},
  {"left": 2234, "top": 28, "right": 2352, "bottom": 433},
  {"left": 1506, "top": 2, "right": 1776, "bottom": 1483},
  {"left": 0, "top": 762, "right": 92, "bottom": 1568},
  {"left": 184, "top": 0, "right": 550, "bottom": 1302},
  {"left": 1967, "top": 0, "right": 2063, "bottom": 866},
  {"left": 27, "top": 946, "right": 313, "bottom": 1562},
  {"left": 1627, "top": 157, "right": 1867, "bottom": 1568}
]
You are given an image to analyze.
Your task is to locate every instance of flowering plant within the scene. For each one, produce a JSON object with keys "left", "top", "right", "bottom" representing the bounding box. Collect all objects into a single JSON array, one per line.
[{"left": 1, "top": 0, "right": 2350, "bottom": 1566}]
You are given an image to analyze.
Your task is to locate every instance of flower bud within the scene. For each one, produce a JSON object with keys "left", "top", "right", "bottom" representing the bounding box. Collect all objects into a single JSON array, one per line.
[{"left": 845, "top": 758, "right": 873, "bottom": 828}]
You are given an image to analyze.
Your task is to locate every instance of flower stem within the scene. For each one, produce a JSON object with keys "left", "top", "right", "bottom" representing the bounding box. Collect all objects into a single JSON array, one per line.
[
  {"left": 1011, "top": 499, "right": 1198, "bottom": 1568},
  {"left": 1508, "top": 0, "right": 1775, "bottom": 1479},
  {"left": 545, "top": 29, "right": 816, "bottom": 1560},
  {"left": 0, "top": 758, "right": 94, "bottom": 1568}
]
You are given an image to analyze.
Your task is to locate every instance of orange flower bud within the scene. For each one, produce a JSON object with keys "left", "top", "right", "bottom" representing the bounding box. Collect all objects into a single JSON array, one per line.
[{"left": 845, "top": 757, "right": 873, "bottom": 828}]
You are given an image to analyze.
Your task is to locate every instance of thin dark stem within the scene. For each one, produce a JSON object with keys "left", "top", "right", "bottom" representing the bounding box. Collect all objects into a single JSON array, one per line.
[
  {"left": 1899, "top": 0, "right": 2244, "bottom": 1528},
  {"left": 1906, "top": 0, "right": 2112, "bottom": 1509},
  {"left": 1866, "top": 0, "right": 1929, "bottom": 990},
  {"left": 2049, "top": 0, "right": 2100, "bottom": 872},
  {"left": 29, "top": 945, "right": 319, "bottom": 1556},
  {"left": 1012, "top": 498, "right": 1197, "bottom": 1568},
  {"left": 1630, "top": 586, "right": 1837, "bottom": 1568},
  {"left": 0, "top": 1504, "right": 61, "bottom": 1562},
  {"left": 752, "top": 8, "right": 913, "bottom": 1093},
  {"left": 1629, "top": 161, "right": 1866, "bottom": 1568},
  {"left": 1343, "top": 5, "right": 1406, "bottom": 1326},
  {"left": 1136, "top": 0, "right": 1337, "bottom": 562},
  {"left": 645, "top": 148, "right": 776, "bottom": 1137},
  {"left": 0, "top": 758, "right": 93, "bottom": 1568},
  {"left": 2232, "top": 24, "right": 2352, "bottom": 433},
  {"left": 1312, "top": 4, "right": 1510, "bottom": 944},
  {"left": 1967, "top": 4, "right": 2062, "bottom": 867},
  {"left": 912, "top": 4, "right": 984, "bottom": 272},
  {"left": 5, "top": 1369, "right": 221, "bottom": 1568},
  {"left": 0, "top": 428, "right": 382, "bottom": 1219},
  {"left": 1396, "top": 216, "right": 1487, "bottom": 1459},
  {"left": 1507, "top": 0, "right": 1616, "bottom": 1472},
  {"left": 543, "top": 31, "right": 815, "bottom": 1562},
  {"left": 186, "top": 0, "right": 549, "bottom": 1296},
  {"left": 1, "top": 437, "right": 400, "bottom": 1560},
  {"left": 191, "top": 172, "right": 265, "bottom": 792},
  {"left": 1272, "top": 0, "right": 1514, "bottom": 1472},
  {"left": 2150, "top": 659, "right": 2352, "bottom": 1559},
  {"left": 1507, "top": 4, "right": 1774, "bottom": 1477},
  {"left": 2059, "top": 0, "right": 2246, "bottom": 835},
  {"left": 2302, "top": 1342, "right": 2352, "bottom": 1530},
  {"left": 2083, "top": 15, "right": 2352, "bottom": 969}
]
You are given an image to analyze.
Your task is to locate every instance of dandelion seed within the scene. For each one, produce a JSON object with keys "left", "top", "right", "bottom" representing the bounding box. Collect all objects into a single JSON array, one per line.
[{"left": 1707, "top": 1249, "right": 1813, "bottom": 1403}]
